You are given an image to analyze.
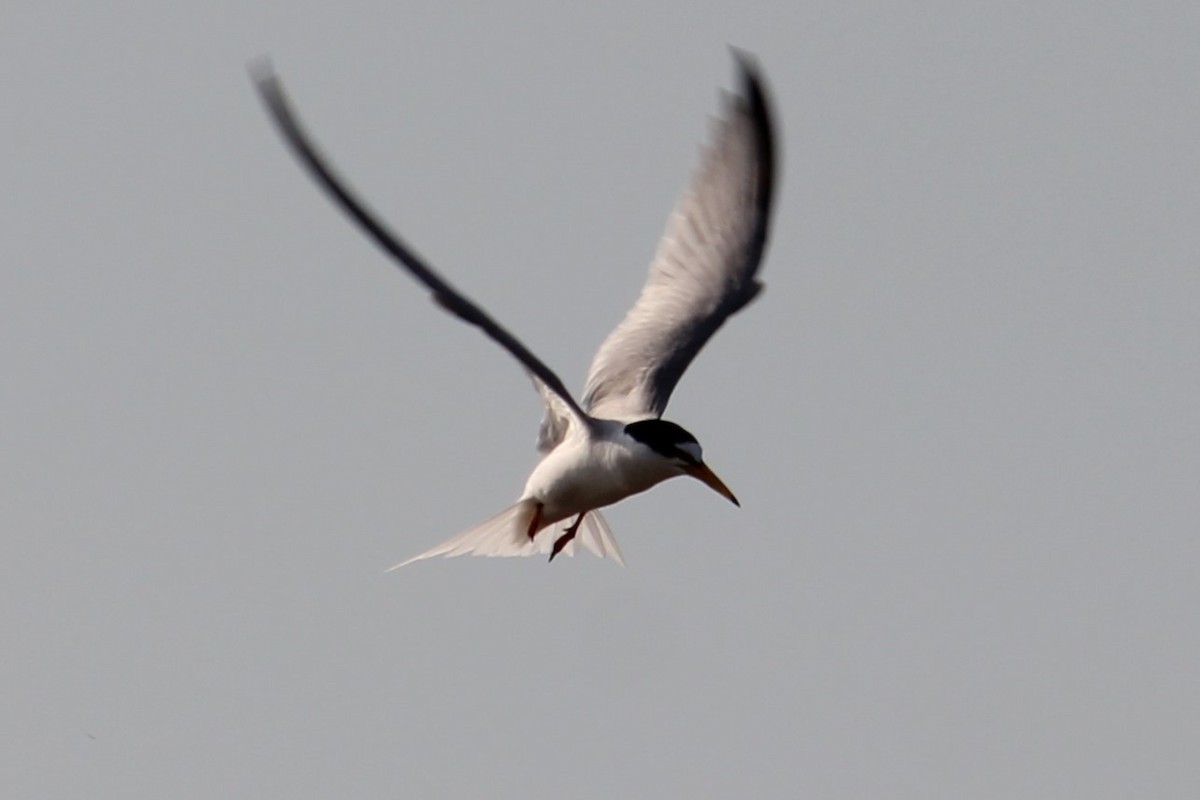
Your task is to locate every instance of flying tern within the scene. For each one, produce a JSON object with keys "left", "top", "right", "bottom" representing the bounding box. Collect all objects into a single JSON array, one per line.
[{"left": 252, "top": 52, "right": 777, "bottom": 567}]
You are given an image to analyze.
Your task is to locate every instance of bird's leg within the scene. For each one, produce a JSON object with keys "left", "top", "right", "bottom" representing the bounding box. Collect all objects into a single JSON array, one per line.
[
  {"left": 526, "top": 502, "right": 544, "bottom": 540},
  {"left": 549, "top": 512, "right": 586, "bottom": 563}
]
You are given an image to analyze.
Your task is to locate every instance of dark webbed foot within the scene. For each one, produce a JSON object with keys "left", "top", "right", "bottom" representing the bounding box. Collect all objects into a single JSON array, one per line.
[
  {"left": 548, "top": 512, "right": 586, "bottom": 563},
  {"left": 526, "top": 502, "right": 544, "bottom": 540}
]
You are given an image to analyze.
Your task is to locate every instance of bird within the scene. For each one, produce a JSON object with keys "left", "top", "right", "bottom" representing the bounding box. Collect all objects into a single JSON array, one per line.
[{"left": 251, "top": 51, "right": 777, "bottom": 567}]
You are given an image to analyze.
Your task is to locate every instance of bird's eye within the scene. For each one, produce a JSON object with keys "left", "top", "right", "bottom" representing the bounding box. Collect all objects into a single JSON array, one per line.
[{"left": 676, "top": 441, "right": 703, "bottom": 463}]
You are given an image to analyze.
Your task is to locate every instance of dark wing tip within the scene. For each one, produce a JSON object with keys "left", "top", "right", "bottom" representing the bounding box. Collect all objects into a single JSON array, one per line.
[
  {"left": 728, "top": 46, "right": 759, "bottom": 81},
  {"left": 248, "top": 57, "right": 287, "bottom": 116},
  {"left": 728, "top": 47, "right": 768, "bottom": 119},
  {"left": 728, "top": 48, "right": 777, "bottom": 225},
  {"left": 247, "top": 55, "right": 275, "bottom": 85}
]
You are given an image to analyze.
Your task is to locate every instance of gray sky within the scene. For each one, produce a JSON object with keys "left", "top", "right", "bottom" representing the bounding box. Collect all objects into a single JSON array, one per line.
[{"left": 4, "top": 2, "right": 1198, "bottom": 797}]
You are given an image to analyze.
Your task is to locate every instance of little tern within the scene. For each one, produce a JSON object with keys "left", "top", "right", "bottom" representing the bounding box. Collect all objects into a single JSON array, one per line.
[{"left": 252, "top": 52, "right": 777, "bottom": 567}]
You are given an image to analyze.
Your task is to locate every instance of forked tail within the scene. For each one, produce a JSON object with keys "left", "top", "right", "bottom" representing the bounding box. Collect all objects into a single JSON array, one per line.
[{"left": 387, "top": 500, "right": 625, "bottom": 570}]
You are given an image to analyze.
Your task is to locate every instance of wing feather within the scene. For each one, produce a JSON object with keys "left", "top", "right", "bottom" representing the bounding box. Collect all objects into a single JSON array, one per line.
[
  {"left": 251, "top": 61, "right": 590, "bottom": 427},
  {"left": 532, "top": 375, "right": 573, "bottom": 453},
  {"left": 582, "top": 54, "right": 777, "bottom": 420}
]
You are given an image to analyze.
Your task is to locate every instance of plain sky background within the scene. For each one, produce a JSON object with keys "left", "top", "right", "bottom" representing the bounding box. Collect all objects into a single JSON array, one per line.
[{"left": 4, "top": 2, "right": 1198, "bottom": 797}]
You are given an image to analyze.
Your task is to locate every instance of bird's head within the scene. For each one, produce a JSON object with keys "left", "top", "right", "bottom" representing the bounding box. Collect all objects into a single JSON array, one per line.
[{"left": 623, "top": 419, "right": 739, "bottom": 507}]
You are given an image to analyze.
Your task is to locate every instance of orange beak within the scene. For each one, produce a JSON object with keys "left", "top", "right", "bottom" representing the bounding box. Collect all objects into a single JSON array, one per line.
[{"left": 687, "top": 462, "right": 740, "bottom": 507}]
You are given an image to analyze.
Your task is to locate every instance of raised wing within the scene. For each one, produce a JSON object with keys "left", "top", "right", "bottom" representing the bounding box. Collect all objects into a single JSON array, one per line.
[
  {"left": 582, "top": 53, "right": 777, "bottom": 421},
  {"left": 252, "top": 62, "right": 590, "bottom": 426}
]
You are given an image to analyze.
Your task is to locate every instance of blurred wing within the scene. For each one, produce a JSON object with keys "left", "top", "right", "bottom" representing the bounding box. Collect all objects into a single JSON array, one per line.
[
  {"left": 582, "top": 54, "right": 777, "bottom": 421},
  {"left": 532, "top": 375, "right": 572, "bottom": 453},
  {"left": 252, "top": 62, "right": 589, "bottom": 426}
]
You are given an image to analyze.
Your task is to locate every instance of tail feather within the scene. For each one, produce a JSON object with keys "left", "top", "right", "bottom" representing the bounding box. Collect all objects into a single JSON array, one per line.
[
  {"left": 575, "top": 509, "right": 626, "bottom": 567},
  {"left": 387, "top": 502, "right": 625, "bottom": 570}
]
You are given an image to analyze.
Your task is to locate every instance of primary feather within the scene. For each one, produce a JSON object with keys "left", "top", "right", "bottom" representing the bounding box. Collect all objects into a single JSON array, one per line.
[{"left": 582, "top": 54, "right": 776, "bottom": 421}]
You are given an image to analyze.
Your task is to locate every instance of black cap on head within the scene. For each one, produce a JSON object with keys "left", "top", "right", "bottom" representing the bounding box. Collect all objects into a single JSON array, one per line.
[{"left": 624, "top": 419, "right": 701, "bottom": 463}]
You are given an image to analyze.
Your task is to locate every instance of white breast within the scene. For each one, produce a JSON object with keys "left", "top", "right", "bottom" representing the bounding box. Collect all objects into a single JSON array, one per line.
[{"left": 521, "top": 422, "right": 678, "bottom": 526}]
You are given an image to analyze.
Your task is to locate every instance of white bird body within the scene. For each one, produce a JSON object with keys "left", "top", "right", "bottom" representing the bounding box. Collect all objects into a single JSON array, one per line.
[
  {"left": 254, "top": 52, "right": 777, "bottom": 567},
  {"left": 522, "top": 421, "right": 679, "bottom": 526}
]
